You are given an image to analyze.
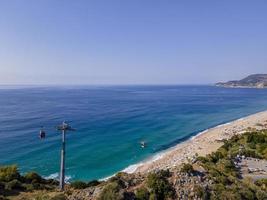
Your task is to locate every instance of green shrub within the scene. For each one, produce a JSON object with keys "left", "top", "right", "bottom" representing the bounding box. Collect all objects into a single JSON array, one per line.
[
  {"left": 247, "top": 133, "right": 266, "bottom": 144},
  {"left": 222, "top": 140, "right": 233, "bottom": 150},
  {"left": 32, "top": 192, "right": 50, "bottom": 200},
  {"left": 87, "top": 180, "right": 100, "bottom": 187},
  {"left": 0, "top": 165, "right": 20, "bottom": 182},
  {"left": 239, "top": 187, "right": 256, "bottom": 200},
  {"left": 255, "top": 179, "right": 267, "bottom": 187},
  {"left": 209, "top": 151, "right": 225, "bottom": 163},
  {"left": 135, "top": 187, "right": 150, "bottom": 200},
  {"left": 215, "top": 175, "right": 229, "bottom": 185},
  {"left": 148, "top": 193, "right": 156, "bottom": 200},
  {"left": 70, "top": 180, "right": 88, "bottom": 189},
  {"left": 23, "top": 183, "right": 35, "bottom": 191},
  {"left": 220, "top": 190, "right": 241, "bottom": 200},
  {"left": 180, "top": 163, "right": 194, "bottom": 174},
  {"left": 211, "top": 183, "right": 226, "bottom": 197},
  {"left": 248, "top": 142, "right": 256, "bottom": 149},
  {"left": 50, "top": 193, "right": 66, "bottom": 200},
  {"left": 115, "top": 172, "right": 128, "bottom": 178},
  {"left": 197, "top": 156, "right": 209, "bottom": 163},
  {"left": 216, "top": 159, "right": 237, "bottom": 176},
  {"left": 146, "top": 172, "right": 174, "bottom": 199},
  {"left": 5, "top": 179, "right": 23, "bottom": 190},
  {"left": 157, "top": 169, "right": 171, "bottom": 178},
  {"left": 24, "top": 172, "right": 43, "bottom": 183},
  {"left": 97, "top": 182, "right": 123, "bottom": 200},
  {"left": 242, "top": 149, "right": 261, "bottom": 158},
  {"left": 193, "top": 185, "right": 205, "bottom": 198},
  {"left": 256, "top": 190, "right": 267, "bottom": 200}
]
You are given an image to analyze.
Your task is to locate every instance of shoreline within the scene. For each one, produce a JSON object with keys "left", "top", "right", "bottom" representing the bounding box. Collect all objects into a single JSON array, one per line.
[{"left": 123, "top": 110, "right": 267, "bottom": 174}]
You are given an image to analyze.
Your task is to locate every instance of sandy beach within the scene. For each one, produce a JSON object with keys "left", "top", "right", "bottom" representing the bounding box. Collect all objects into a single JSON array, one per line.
[{"left": 132, "top": 110, "right": 267, "bottom": 174}]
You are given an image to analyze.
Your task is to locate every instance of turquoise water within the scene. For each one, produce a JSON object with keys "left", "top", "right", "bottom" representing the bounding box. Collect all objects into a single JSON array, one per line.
[{"left": 1, "top": 85, "right": 267, "bottom": 181}]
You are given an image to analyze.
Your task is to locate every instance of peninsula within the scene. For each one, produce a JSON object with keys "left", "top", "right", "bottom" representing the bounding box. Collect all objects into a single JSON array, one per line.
[{"left": 216, "top": 74, "right": 267, "bottom": 88}]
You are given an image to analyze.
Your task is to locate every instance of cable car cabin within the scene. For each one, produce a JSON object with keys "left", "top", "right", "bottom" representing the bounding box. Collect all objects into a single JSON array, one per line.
[{"left": 39, "top": 129, "right": 46, "bottom": 139}]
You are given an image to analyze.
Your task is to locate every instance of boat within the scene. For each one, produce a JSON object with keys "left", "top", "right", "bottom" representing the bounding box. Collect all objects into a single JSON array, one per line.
[{"left": 140, "top": 141, "right": 146, "bottom": 148}]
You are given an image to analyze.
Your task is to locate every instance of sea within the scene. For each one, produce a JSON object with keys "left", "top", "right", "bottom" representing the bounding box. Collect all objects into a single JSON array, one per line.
[{"left": 1, "top": 85, "right": 267, "bottom": 181}]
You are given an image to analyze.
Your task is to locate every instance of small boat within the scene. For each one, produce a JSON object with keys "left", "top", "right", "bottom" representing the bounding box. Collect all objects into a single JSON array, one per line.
[
  {"left": 39, "top": 127, "right": 46, "bottom": 139},
  {"left": 140, "top": 141, "right": 146, "bottom": 148}
]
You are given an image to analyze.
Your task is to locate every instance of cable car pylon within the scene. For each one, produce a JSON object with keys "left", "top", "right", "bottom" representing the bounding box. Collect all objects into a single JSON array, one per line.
[{"left": 40, "top": 121, "right": 75, "bottom": 191}]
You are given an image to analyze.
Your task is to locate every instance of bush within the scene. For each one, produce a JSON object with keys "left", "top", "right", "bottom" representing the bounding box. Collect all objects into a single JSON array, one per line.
[
  {"left": 196, "top": 156, "right": 209, "bottom": 163},
  {"left": 193, "top": 185, "right": 205, "bottom": 198},
  {"left": 0, "top": 165, "right": 20, "bottom": 182},
  {"left": 239, "top": 187, "right": 255, "bottom": 200},
  {"left": 97, "top": 182, "right": 123, "bottom": 200},
  {"left": 255, "top": 179, "right": 267, "bottom": 187},
  {"left": 135, "top": 187, "right": 150, "bottom": 200},
  {"left": 70, "top": 181, "right": 88, "bottom": 189},
  {"left": 158, "top": 169, "right": 171, "bottom": 178},
  {"left": 146, "top": 172, "right": 174, "bottom": 199},
  {"left": 50, "top": 193, "right": 66, "bottom": 200},
  {"left": 242, "top": 149, "right": 261, "bottom": 158},
  {"left": 87, "top": 180, "right": 100, "bottom": 187},
  {"left": 220, "top": 190, "right": 241, "bottom": 200},
  {"left": 214, "top": 175, "right": 229, "bottom": 185},
  {"left": 23, "top": 183, "right": 35, "bottom": 191},
  {"left": 5, "top": 179, "right": 23, "bottom": 190},
  {"left": 247, "top": 133, "right": 266, "bottom": 144},
  {"left": 209, "top": 151, "right": 225, "bottom": 163},
  {"left": 180, "top": 163, "right": 194, "bottom": 174},
  {"left": 216, "top": 159, "right": 237, "bottom": 176},
  {"left": 32, "top": 192, "right": 50, "bottom": 200},
  {"left": 24, "top": 172, "right": 43, "bottom": 184},
  {"left": 256, "top": 190, "right": 267, "bottom": 200}
]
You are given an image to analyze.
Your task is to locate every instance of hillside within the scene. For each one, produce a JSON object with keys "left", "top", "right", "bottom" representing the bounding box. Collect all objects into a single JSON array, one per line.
[
  {"left": 216, "top": 74, "right": 267, "bottom": 88},
  {"left": 1, "top": 127, "right": 267, "bottom": 199}
]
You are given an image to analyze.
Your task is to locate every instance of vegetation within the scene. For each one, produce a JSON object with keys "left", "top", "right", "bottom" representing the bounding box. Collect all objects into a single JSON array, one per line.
[
  {"left": 70, "top": 179, "right": 101, "bottom": 189},
  {"left": 215, "top": 74, "right": 267, "bottom": 88},
  {"left": 0, "top": 165, "right": 58, "bottom": 199},
  {"left": 135, "top": 187, "right": 150, "bottom": 200},
  {"left": 2, "top": 129, "right": 267, "bottom": 200},
  {"left": 97, "top": 181, "right": 124, "bottom": 200},
  {"left": 180, "top": 163, "right": 194, "bottom": 174},
  {"left": 70, "top": 181, "right": 88, "bottom": 189},
  {"left": 97, "top": 172, "right": 133, "bottom": 200},
  {"left": 146, "top": 170, "right": 174, "bottom": 199},
  {"left": 195, "top": 129, "right": 267, "bottom": 199}
]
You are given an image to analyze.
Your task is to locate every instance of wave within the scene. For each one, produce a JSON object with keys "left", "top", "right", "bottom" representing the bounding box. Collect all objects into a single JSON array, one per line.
[
  {"left": 44, "top": 173, "right": 72, "bottom": 183},
  {"left": 119, "top": 118, "right": 241, "bottom": 175},
  {"left": 190, "top": 129, "right": 208, "bottom": 140},
  {"left": 100, "top": 151, "right": 168, "bottom": 181}
]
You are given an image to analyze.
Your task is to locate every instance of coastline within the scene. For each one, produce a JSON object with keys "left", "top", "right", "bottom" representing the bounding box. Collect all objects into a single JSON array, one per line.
[
  {"left": 124, "top": 110, "right": 267, "bottom": 174},
  {"left": 215, "top": 85, "right": 267, "bottom": 89}
]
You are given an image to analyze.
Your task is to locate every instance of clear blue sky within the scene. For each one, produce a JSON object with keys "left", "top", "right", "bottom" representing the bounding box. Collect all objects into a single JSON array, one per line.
[{"left": 0, "top": 0, "right": 266, "bottom": 85}]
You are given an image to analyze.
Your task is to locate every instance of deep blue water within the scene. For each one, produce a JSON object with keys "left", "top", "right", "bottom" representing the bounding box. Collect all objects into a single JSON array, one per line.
[{"left": 1, "top": 85, "right": 267, "bottom": 181}]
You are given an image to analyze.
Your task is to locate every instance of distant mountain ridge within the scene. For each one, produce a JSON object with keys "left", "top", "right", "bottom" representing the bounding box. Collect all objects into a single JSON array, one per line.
[{"left": 216, "top": 74, "right": 267, "bottom": 88}]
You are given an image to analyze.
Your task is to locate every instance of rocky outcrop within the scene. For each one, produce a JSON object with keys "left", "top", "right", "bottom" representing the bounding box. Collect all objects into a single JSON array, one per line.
[{"left": 216, "top": 74, "right": 267, "bottom": 88}]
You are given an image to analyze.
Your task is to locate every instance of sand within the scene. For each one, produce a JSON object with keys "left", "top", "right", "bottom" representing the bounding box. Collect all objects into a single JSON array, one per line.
[{"left": 133, "top": 110, "right": 267, "bottom": 174}]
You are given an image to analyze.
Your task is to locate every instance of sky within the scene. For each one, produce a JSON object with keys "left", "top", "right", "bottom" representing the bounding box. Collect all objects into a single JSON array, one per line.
[{"left": 0, "top": 0, "right": 266, "bottom": 85}]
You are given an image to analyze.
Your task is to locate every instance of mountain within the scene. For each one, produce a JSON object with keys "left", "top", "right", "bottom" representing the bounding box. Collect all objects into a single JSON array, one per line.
[{"left": 216, "top": 74, "right": 267, "bottom": 88}]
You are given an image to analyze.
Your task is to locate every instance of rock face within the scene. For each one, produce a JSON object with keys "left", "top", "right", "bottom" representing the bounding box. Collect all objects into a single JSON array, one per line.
[{"left": 216, "top": 74, "right": 267, "bottom": 88}]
